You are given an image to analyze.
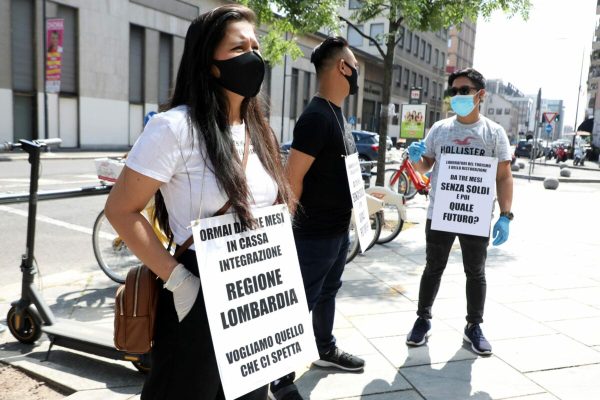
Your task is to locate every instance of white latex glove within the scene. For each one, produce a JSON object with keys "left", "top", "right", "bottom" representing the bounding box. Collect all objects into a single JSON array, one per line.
[{"left": 164, "top": 263, "right": 200, "bottom": 322}]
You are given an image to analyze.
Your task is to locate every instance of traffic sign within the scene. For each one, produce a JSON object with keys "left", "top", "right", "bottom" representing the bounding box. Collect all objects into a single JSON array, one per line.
[
  {"left": 545, "top": 123, "right": 553, "bottom": 135},
  {"left": 543, "top": 112, "right": 558, "bottom": 123}
]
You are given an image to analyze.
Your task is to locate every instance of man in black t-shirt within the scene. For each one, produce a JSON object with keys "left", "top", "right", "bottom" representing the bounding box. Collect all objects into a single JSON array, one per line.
[{"left": 270, "top": 37, "right": 364, "bottom": 400}]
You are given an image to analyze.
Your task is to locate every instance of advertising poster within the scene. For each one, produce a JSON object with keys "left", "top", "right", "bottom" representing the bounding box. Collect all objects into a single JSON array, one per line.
[
  {"left": 400, "top": 104, "right": 427, "bottom": 139},
  {"left": 45, "top": 18, "right": 64, "bottom": 93},
  {"left": 431, "top": 154, "right": 498, "bottom": 237},
  {"left": 192, "top": 205, "right": 318, "bottom": 400}
]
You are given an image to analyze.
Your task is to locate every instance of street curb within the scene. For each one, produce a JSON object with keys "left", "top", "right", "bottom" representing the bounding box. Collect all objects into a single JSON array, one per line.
[{"left": 0, "top": 358, "right": 75, "bottom": 397}]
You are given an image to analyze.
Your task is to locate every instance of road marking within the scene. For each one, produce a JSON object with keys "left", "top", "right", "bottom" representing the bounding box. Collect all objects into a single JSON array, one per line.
[{"left": 0, "top": 205, "right": 112, "bottom": 239}]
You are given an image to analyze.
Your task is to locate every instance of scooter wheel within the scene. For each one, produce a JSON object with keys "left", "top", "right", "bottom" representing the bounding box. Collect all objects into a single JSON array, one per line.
[{"left": 7, "top": 306, "right": 43, "bottom": 344}]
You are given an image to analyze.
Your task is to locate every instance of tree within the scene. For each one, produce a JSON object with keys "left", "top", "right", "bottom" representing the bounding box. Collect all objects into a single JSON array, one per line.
[
  {"left": 341, "top": 0, "right": 531, "bottom": 186},
  {"left": 240, "top": 0, "right": 343, "bottom": 63}
]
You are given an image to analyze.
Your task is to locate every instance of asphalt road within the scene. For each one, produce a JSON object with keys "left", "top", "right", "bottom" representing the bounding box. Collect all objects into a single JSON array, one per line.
[{"left": 0, "top": 159, "right": 109, "bottom": 285}]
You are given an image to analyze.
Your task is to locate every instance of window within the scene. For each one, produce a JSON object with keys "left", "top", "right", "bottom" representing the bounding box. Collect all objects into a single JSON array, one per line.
[
  {"left": 395, "top": 66, "right": 402, "bottom": 87},
  {"left": 418, "top": 74, "right": 423, "bottom": 88},
  {"left": 302, "top": 71, "right": 311, "bottom": 109},
  {"left": 413, "top": 35, "right": 419, "bottom": 56},
  {"left": 347, "top": 25, "right": 363, "bottom": 47},
  {"left": 411, "top": 71, "right": 417, "bottom": 87},
  {"left": 440, "top": 52, "right": 446, "bottom": 68},
  {"left": 403, "top": 68, "right": 410, "bottom": 88},
  {"left": 406, "top": 30, "right": 412, "bottom": 52},
  {"left": 504, "top": 108, "right": 511, "bottom": 115},
  {"left": 158, "top": 33, "right": 172, "bottom": 105},
  {"left": 11, "top": 0, "right": 36, "bottom": 140},
  {"left": 57, "top": 5, "right": 78, "bottom": 94},
  {"left": 129, "top": 25, "right": 144, "bottom": 104},
  {"left": 496, "top": 108, "right": 502, "bottom": 114},
  {"left": 488, "top": 108, "right": 495, "bottom": 115},
  {"left": 426, "top": 44, "right": 431, "bottom": 63},
  {"left": 290, "top": 68, "right": 299, "bottom": 119},
  {"left": 424, "top": 77, "right": 429, "bottom": 96},
  {"left": 398, "top": 27, "right": 405, "bottom": 48},
  {"left": 438, "top": 83, "right": 443, "bottom": 100},
  {"left": 392, "top": 104, "right": 400, "bottom": 125},
  {"left": 434, "top": 49, "right": 439, "bottom": 67},
  {"left": 420, "top": 39, "right": 426, "bottom": 59},
  {"left": 432, "top": 81, "right": 437, "bottom": 99},
  {"left": 348, "top": 0, "right": 362, "bottom": 9},
  {"left": 369, "top": 23, "right": 384, "bottom": 46}
]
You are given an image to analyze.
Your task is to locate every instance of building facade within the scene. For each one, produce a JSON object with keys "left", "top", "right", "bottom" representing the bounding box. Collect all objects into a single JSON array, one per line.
[
  {"left": 446, "top": 21, "right": 477, "bottom": 75},
  {"left": 1, "top": 0, "right": 456, "bottom": 148},
  {"left": 480, "top": 93, "right": 518, "bottom": 140},
  {"left": 588, "top": 0, "right": 600, "bottom": 147}
]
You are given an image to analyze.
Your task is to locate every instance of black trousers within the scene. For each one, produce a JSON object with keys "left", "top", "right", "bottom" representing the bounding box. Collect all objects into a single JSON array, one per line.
[
  {"left": 417, "top": 219, "right": 489, "bottom": 324},
  {"left": 141, "top": 249, "right": 268, "bottom": 400}
]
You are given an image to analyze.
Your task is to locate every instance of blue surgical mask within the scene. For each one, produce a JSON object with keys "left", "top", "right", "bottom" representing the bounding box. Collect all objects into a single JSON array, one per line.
[{"left": 451, "top": 94, "right": 477, "bottom": 117}]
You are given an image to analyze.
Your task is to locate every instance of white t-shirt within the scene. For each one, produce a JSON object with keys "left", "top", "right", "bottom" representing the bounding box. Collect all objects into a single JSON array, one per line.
[
  {"left": 423, "top": 115, "right": 511, "bottom": 219},
  {"left": 126, "top": 105, "right": 278, "bottom": 249}
]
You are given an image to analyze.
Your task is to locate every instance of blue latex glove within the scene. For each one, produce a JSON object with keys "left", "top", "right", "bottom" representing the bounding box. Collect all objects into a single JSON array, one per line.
[
  {"left": 407, "top": 140, "right": 427, "bottom": 163},
  {"left": 143, "top": 111, "right": 157, "bottom": 127},
  {"left": 492, "top": 216, "right": 510, "bottom": 246}
]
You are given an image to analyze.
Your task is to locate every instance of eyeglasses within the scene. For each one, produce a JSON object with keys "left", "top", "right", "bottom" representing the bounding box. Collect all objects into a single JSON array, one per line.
[{"left": 449, "top": 86, "right": 479, "bottom": 96}]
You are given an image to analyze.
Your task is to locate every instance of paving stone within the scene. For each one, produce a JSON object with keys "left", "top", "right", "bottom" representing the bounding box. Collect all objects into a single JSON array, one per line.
[
  {"left": 337, "top": 280, "right": 396, "bottom": 298},
  {"left": 349, "top": 311, "right": 453, "bottom": 340},
  {"left": 336, "top": 294, "right": 415, "bottom": 317},
  {"left": 546, "top": 317, "right": 600, "bottom": 346},
  {"left": 340, "top": 266, "right": 375, "bottom": 281},
  {"left": 492, "top": 334, "right": 600, "bottom": 372},
  {"left": 504, "top": 298, "right": 600, "bottom": 322},
  {"left": 399, "top": 357, "right": 544, "bottom": 400},
  {"left": 64, "top": 387, "right": 140, "bottom": 399},
  {"left": 370, "top": 330, "right": 476, "bottom": 368},
  {"left": 330, "top": 327, "right": 379, "bottom": 357},
  {"left": 486, "top": 283, "right": 563, "bottom": 303},
  {"left": 527, "top": 363, "right": 600, "bottom": 400},
  {"left": 530, "top": 274, "right": 598, "bottom": 290},
  {"left": 337, "top": 390, "right": 424, "bottom": 400},
  {"left": 296, "top": 353, "right": 411, "bottom": 400}
]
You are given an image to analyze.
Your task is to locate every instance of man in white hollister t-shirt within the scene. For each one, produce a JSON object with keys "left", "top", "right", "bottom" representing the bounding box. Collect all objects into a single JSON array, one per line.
[{"left": 404, "top": 68, "right": 513, "bottom": 356}]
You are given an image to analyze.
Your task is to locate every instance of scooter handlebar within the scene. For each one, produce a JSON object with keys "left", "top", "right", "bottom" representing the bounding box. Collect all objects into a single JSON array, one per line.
[
  {"left": 39, "top": 138, "right": 62, "bottom": 147},
  {"left": 0, "top": 142, "right": 18, "bottom": 152}
]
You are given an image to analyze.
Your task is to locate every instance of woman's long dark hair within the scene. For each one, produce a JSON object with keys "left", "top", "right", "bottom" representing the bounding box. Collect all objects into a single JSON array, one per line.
[{"left": 153, "top": 4, "right": 293, "bottom": 237}]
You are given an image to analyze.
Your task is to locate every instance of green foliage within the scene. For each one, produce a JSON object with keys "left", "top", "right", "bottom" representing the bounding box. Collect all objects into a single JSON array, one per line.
[
  {"left": 350, "top": 0, "right": 531, "bottom": 46},
  {"left": 240, "top": 0, "right": 343, "bottom": 64}
]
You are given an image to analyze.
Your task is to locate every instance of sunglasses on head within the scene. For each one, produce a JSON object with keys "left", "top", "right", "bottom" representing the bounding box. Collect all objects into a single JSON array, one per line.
[{"left": 449, "top": 86, "right": 479, "bottom": 96}]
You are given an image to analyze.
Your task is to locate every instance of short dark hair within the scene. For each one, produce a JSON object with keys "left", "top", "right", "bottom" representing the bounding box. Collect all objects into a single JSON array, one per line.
[
  {"left": 310, "top": 36, "right": 349, "bottom": 74},
  {"left": 448, "top": 68, "right": 486, "bottom": 90}
]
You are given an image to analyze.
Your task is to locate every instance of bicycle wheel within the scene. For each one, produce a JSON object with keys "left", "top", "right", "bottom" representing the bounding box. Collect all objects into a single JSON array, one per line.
[
  {"left": 92, "top": 210, "right": 138, "bottom": 284},
  {"left": 346, "top": 211, "right": 382, "bottom": 264},
  {"left": 376, "top": 202, "right": 405, "bottom": 244}
]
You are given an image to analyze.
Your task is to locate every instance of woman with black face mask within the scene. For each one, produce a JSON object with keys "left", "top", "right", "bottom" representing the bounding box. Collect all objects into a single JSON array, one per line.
[{"left": 104, "top": 5, "right": 293, "bottom": 400}]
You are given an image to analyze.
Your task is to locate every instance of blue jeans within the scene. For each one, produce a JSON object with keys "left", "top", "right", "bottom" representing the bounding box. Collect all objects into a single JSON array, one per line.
[
  {"left": 417, "top": 219, "right": 489, "bottom": 324},
  {"left": 295, "top": 232, "right": 350, "bottom": 354}
]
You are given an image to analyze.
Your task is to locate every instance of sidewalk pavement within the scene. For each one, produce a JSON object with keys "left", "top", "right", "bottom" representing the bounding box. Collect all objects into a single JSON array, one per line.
[{"left": 1, "top": 169, "right": 600, "bottom": 399}]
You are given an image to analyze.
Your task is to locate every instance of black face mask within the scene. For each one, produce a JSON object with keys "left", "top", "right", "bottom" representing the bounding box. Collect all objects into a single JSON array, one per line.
[
  {"left": 213, "top": 50, "right": 265, "bottom": 98},
  {"left": 343, "top": 61, "right": 359, "bottom": 95}
]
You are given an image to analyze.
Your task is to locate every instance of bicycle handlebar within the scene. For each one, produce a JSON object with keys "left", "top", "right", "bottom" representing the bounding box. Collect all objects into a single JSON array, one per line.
[{"left": 0, "top": 138, "right": 63, "bottom": 153}]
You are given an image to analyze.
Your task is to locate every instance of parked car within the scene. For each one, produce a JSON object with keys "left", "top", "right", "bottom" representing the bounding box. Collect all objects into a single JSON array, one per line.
[
  {"left": 279, "top": 130, "right": 393, "bottom": 162},
  {"left": 351, "top": 130, "right": 393, "bottom": 162}
]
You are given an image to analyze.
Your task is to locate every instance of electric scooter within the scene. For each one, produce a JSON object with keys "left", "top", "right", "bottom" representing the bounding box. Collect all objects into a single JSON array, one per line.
[{"left": 0, "top": 138, "right": 150, "bottom": 372}]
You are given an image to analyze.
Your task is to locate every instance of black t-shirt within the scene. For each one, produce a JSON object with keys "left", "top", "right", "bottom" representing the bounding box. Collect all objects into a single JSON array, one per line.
[{"left": 291, "top": 97, "right": 357, "bottom": 238}]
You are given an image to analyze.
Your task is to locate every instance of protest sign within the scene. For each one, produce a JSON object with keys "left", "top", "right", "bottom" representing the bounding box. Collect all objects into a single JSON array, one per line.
[
  {"left": 345, "top": 152, "right": 373, "bottom": 252},
  {"left": 192, "top": 204, "right": 318, "bottom": 399},
  {"left": 431, "top": 154, "right": 498, "bottom": 237}
]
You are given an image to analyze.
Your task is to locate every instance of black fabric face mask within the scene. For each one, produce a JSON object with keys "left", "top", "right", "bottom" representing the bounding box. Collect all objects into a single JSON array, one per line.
[
  {"left": 343, "top": 61, "right": 359, "bottom": 95},
  {"left": 213, "top": 50, "right": 265, "bottom": 98}
]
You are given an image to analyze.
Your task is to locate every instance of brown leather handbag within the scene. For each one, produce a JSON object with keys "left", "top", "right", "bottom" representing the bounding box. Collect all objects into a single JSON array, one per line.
[{"left": 114, "top": 240, "right": 192, "bottom": 354}]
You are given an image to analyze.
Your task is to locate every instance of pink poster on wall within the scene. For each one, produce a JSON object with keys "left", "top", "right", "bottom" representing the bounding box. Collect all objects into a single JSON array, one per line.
[{"left": 45, "top": 18, "right": 64, "bottom": 93}]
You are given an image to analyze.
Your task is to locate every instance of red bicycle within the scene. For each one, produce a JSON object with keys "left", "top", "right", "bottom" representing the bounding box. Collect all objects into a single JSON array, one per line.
[{"left": 381, "top": 151, "right": 430, "bottom": 200}]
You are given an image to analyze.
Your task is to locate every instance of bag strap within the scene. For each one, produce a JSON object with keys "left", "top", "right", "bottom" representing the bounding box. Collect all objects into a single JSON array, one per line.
[{"left": 174, "top": 128, "right": 251, "bottom": 257}]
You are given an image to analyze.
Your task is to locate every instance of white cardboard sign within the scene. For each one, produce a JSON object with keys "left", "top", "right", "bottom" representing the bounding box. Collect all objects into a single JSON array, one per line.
[
  {"left": 345, "top": 152, "right": 373, "bottom": 252},
  {"left": 191, "top": 204, "right": 318, "bottom": 399},
  {"left": 431, "top": 154, "right": 498, "bottom": 237}
]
